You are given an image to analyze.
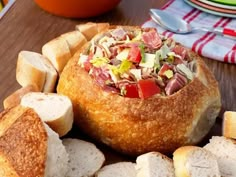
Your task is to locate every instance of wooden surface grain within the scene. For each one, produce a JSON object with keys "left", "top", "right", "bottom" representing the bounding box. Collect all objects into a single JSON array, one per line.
[{"left": 0, "top": 0, "right": 235, "bottom": 161}]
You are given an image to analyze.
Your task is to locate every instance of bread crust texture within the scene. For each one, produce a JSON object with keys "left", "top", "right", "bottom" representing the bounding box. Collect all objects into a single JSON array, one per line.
[
  {"left": 57, "top": 26, "right": 221, "bottom": 155},
  {"left": 0, "top": 105, "right": 47, "bottom": 177}
]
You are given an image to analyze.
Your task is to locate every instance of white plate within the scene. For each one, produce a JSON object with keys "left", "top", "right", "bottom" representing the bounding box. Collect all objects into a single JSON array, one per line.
[
  {"left": 184, "top": 0, "right": 236, "bottom": 18},
  {"left": 199, "top": 0, "right": 236, "bottom": 10}
]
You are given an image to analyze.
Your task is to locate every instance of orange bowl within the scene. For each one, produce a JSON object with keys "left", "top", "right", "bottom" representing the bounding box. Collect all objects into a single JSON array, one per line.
[{"left": 34, "top": 0, "right": 121, "bottom": 18}]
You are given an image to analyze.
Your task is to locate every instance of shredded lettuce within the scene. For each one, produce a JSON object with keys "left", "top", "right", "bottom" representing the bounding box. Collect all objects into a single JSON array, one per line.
[
  {"left": 119, "top": 59, "right": 132, "bottom": 74},
  {"left": 139, "top": 43, "right": 146, "bottom": 62}
]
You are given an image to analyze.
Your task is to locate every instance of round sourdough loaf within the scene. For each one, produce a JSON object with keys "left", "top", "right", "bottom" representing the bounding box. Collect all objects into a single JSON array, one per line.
[{"left": 57, "top": 26, "right": 221, "bottom": 155}]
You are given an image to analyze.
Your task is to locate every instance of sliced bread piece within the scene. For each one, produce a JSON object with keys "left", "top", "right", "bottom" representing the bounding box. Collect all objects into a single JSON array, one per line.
[
  {"left": 136, "top": 151, "right": 175, "bottom": 177},
  {"left": 3, "top": 85, "right": 39, "bottom": 109},
  {"left": 204, "top": 136, "right": 236, "bottom": 177},
  {"left": 44, "top": 123, "right": 69, "bottom": 177},
  {"left": 61, "top": 31, "right": 87, "bottom": 56},
  {"left": 42, "top": 37, "right": 72, "bottom": 73},
  {"left": 223, "top": 111, "right": 236, "bottom": 139},
  {"left": 0, "top": 105, "right": 68, "bottom": 177},
  {"left": 95, "top": 162, "right": 137, "bottom": 177},
  {"left": 40, "top": 54, "right": 58, "bottom": 93},
  {"left": 20, "top": 92, "right": 73, "bottom": 137},
  {"left": 76, "top": 22, "right": 99, "bottom": 40},
  {"left": 97, "top": 23, "right": 110, "bottom": 33},
  {"left": 16, "top": 51, "right": 46, "bottom": 91},
  {"left": 16, "top": 51, "right": 58, "bottom": 92},
  {"left": 173, "top": 146, "right": 220, "bottom": 177},
  {"left": 62, "top": 138, "right": 105, "bottom": 177}
]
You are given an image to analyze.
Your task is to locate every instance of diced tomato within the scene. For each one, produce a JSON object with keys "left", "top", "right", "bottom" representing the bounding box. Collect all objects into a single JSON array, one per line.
[
  {"left": 123, "top": 84, "right": 139, "bottom": 98},
  {"left": 128, "top": 46, "right": 141, "bottom": 63},
  {"left": 138, "top": 79, "right": 160, "bottom": 99},
  {"left": 158, "top": 64, "right": 172, "bottom": 77}
]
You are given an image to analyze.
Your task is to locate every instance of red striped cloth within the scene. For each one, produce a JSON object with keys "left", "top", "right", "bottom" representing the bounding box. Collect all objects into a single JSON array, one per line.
[{"left": 142, "top": 0, "right": 236, "bottom": 64}]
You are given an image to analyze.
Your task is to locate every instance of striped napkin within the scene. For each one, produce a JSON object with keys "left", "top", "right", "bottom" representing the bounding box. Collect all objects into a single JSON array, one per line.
[{"left": 142, "top": 0, "right": 236, "bottom": 64}]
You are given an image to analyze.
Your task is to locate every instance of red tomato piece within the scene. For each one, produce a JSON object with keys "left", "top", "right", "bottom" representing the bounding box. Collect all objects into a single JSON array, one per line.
[
  {"left": 138, "top": 79, "right": 160, "bottom": 99},
  {"left": 128, "top": 46, "right": 141, "bottom": 63},
  {"left": 124, "top": 84, "right": 139, "bottom": 98},
  {"left": 158, "top": 64, "right": 172, "bottom": 77}
]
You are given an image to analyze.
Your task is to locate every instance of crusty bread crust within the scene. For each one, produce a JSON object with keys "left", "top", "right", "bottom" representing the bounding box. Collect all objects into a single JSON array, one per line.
[
  {"left": 0, "top": 105, "right": 47, "bottom": 177},
  {"left": 57, "top": 26, "right": 221, "bottom": 155}
]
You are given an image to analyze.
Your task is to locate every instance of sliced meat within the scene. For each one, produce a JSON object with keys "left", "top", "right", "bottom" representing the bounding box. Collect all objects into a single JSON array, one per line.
[
  {"left": 111, "top": 28, "right": 127, "bottom": 40},
  {"left": 142, "top": 29, "right": 162, "bottom": 50},
  {"left": 172, "top": 45, "right": 187, "bottom": 60},
  {"left": 165, "top": 73, "right": 188, "bottom": 95}
]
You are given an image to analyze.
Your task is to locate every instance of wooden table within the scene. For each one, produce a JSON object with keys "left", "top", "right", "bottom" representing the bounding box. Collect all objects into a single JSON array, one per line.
[{"left": 0, "top": 0, "right": 235, "bottom": 162}]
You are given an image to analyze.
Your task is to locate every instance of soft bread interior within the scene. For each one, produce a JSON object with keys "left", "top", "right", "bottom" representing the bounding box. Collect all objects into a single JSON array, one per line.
[
  {"left": 44, "top": 123, "right": 69, "bottom": 177},
  {"left": 173, "top": 146, "right": 220, "bottom": 177},
  {"left": 204, "top": 136, "right": 236, "bottom": 177},
  {"left": 17, "top": 51, "right": 58, "bottom": 93},
  {"left": 20, "top": 92, "right": 74, "bottom": 137},
  {"left": 16, "top": 51, "right": 47, "bottom": 91},
  {"left": 62, "top": 138, "right": 105, "bottom": 177},
  {"left": 96, "top": 162, "right": 137, "bottom": 177},
  {"left": 40, "top": 56, "right": 58, "bottom": 93},
  {"left": 136, "top": 152, "right": 175, "bottom": 177}
]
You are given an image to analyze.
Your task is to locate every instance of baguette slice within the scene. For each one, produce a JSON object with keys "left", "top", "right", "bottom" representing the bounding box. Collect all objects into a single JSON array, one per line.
[
  {"left": 44, "top": 123, "right": 69, "bottom": 177},
  {"left": 97, "top": 23, "right": 110, "bottom": 33},
  {"left": 173, "top": 146, "right": 220, "bottom": 177},
  {"left": 62, "top": 138, "right": 105, "bottom": 177},
  {"left": 16, "top": 51, "right": 58, "bottom": 92},
  {"left": 0, "top": 105, "right": 68, "bottom": 177},
  {"left": 136, "top": 152, "right": 175, "bottom": 177},
  {"left": 204, "top": 136, "right": 236, "bottom": 177},
  {"left": 20, "top": 92, "right": 74, "bottom": 137},
  {"left": 42, "top": 37, "right": 72, "bottom": 73},
  {"left": 95, "top": 162, "right": 137, "bottom": 177},
  {"left": 76, "top": 22, "right": 98, "bottom": 40},
  {"left": 3, "top": 85, "right": 39, "bottom": 109},
  {"left": 16, "top": 51, "right": 46, "bottom": 91},
  {"left": 223, "top": 111, "right": 236, "bottom": 139},
  {"left": 61, "top": 31, "right": 87, "bottom": 56}
]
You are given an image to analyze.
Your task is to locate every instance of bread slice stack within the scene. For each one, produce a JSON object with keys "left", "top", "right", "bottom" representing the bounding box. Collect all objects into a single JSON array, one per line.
[
  {"left": 16, "top": 51, "right": 58, "bottom": 92},
  {"left": 20, "top": 92, "right": 74, "bottom": 137}
]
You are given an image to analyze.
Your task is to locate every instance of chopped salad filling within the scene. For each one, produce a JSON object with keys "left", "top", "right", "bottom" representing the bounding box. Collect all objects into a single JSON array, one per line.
[{"left": 78, "top": 27, "right": 196, "bottom": 99}]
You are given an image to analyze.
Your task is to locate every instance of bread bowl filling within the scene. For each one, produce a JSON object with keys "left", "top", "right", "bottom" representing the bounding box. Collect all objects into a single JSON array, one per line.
[{"left": 78, "top": 27, "right": 196, "bottom": 99}]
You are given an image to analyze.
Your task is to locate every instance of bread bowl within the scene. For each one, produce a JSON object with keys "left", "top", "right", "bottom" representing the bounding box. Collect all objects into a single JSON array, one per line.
[{"left": 57, "top": 25, "right": 221, "bottom": 155}]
